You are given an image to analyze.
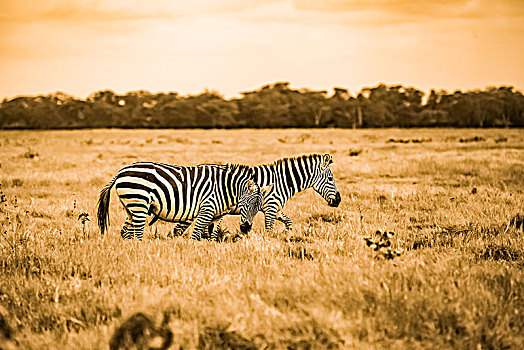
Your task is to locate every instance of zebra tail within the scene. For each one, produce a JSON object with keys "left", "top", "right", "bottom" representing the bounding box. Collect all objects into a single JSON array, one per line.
[
  {"left": 148, "top": 213, "right": 160, "bottom": 226},
  {"left": 97, "top": 177, "right": 116, "bottom": 235}
]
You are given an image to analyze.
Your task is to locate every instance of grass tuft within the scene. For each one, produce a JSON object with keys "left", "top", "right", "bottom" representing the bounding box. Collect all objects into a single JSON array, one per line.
[
  {"left": 364, "top": 230, "right": 403, "bottom": 259},
  {"left": 286, "top": 243, "right": 316, "bottom": 260},
  {"left": 198, "top": 324, "right": 256, "bottom": 350},
  {"left": 480, "top": 244, "right": 521, "bottom": 262},
  {"left": 307, "top": 212, "right": 344, "bottom": 225},
  {"left": 459, "top": 136, "right": 485, "bottom": 143},
  {"left": 0, "top": 305, "right": 14, "bottom": 340},
  {"left": 348, "top": 148, "right": 363, "bottom": 156},
  {"left": 284, "top": 235, "right": 313, "bottom": 244},
  {"left": 109, "top": 312, "right": 172, "bottom": 350},
  {"left": 10, "top": 179, "right": 23, "bottom": 187},
  {"left": 509, "top": 213, "right": 524, "bottom": 231},
  {"left": 20, "top": 149, "right": 39, "bottom": 159},
  {"left": 261, "top": 319, "right": 345, "bottom": 349}
]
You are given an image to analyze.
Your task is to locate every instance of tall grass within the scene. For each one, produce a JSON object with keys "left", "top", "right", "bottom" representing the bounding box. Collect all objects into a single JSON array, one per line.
[{"left": 1, "top": 129, "right": 523, "bottom": 349}]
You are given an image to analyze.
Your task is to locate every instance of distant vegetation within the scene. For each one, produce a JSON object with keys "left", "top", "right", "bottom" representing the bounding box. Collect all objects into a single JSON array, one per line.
[{"left": 1, "top": 82, "right": 523, "bottom": 129}]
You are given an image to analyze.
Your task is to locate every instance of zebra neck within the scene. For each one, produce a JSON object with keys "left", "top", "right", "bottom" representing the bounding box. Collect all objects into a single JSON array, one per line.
[
  {"left": 218, "top": 170, "right": 239, "bottom": 210},
  {"left": 266, "top": 160, "right": 314, "bottom": 198}
]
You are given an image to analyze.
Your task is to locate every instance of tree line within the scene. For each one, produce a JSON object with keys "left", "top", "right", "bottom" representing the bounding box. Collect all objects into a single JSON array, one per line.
[{"left": 1, "top": 82, "right": 523, "bottom": 129}]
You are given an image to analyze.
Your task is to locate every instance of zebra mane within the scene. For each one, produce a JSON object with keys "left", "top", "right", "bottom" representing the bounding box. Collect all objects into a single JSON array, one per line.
[
  {"left": 224, "top": 163, "right": 254, "bottom": 176},
  {"left": 268, "top": 154, "right": 323, "bottom": 167}
]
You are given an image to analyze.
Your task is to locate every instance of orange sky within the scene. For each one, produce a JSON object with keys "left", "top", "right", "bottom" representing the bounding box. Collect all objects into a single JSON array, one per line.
[{"left": 1, "top": 0, "right": 523, "bottom": 99}]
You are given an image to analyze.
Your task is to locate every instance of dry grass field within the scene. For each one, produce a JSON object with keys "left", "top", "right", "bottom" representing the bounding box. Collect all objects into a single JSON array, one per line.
[{"left": 1, "top": 128, "right": 524, "bottom": 349}]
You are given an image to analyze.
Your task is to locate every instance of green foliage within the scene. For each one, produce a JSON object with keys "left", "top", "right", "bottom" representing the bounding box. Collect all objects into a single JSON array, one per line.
[{"left": 2, "top": 84, "right": 523, "bottom": 129}]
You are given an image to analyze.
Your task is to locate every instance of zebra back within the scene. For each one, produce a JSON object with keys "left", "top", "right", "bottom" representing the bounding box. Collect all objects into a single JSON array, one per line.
[
  {"left": 252, "top": 153, "right": 340, "bottom": 207},
  {"left": 97, "top": 161, "right": 261, "bottom": 238}
]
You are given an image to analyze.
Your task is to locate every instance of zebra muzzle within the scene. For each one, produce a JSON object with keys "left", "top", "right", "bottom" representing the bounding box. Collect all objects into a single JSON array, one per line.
[
  {"left": 328, "top": 192, "right": 341, "bottom": 207},
  {"left": 240, "top": 222, "right": 252, "bottom": 234}
]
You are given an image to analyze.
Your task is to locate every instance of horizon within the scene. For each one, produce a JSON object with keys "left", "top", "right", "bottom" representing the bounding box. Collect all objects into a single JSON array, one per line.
[
  {"left": 1, "top": 0, "right": 523, "bottom": 100},
  {"left": 1, "top": 81, "right": 522, "bottom": 102}
]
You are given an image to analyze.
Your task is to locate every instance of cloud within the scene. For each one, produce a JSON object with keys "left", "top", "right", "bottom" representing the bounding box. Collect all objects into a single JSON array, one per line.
[
  {"left": 219, "top": 0, "right": 524, "bottom": 32},
  {"left": 0, "top": 0, "right": 279, "bottom": 23},
  {"left": 293, "top": 0, "right": 524, "bottom": 20},
  {"left": 2, "top": 0, "right": 523, "bottom": 28}
]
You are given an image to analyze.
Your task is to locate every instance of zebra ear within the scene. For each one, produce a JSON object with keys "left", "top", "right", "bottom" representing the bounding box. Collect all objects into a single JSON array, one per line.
[
  {"left": 321, "top": 154, "right": 333, "bottom": 168},
  {"left": 250, "top": 168, "right": 258, "bottom": 182},
  {"left": 261, "top": 184, "right": 274, "bottom": 196},
  {"left": 247, "top": 180, "right": 256, "bottom": 193}
]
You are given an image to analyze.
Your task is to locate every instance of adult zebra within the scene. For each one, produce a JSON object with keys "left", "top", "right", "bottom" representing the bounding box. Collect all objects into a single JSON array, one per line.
[
  {"left": 173, "top": 153, "right": 341, "bottom": 235},
  {"left": 96, "top": 162, "right": 265, "bottom": 241}
]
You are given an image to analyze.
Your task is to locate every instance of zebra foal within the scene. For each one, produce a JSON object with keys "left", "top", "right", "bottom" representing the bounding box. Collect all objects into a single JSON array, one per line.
[{"left": 96, "top": 162, "right": 263, "bottom": 241}]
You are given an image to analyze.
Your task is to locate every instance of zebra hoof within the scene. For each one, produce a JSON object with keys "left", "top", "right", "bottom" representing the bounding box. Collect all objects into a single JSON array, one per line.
[
  {"left": 172, "top": 229, "right": 184, "bottom": 237},
  {"left": 207, "top": 223, "right": 215, "bottom": 237},
  {"left": 232, "top": 234, "right": 243, "bottom": 243}
]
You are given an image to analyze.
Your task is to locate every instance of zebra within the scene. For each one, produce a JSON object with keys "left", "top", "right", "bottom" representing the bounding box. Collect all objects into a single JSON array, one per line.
[
  {"left": 173, "top": 153, "right": 341, "bottom": 235},
  {"left": 169, "top": 174, "right": 274, "bottom": 241},
  {"left": 96, "top": 162, "right": 265, "bottom": 241}
]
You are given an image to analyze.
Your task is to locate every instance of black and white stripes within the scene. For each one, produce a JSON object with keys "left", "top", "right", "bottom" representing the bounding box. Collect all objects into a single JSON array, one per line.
[
  {"left": 175, "top": 153, "right": 341, "bottom": 234},
  {"left": 97, "top": 162, "right": 263, "bottom": 240},
  {"left": 242, "top": 153, "right": 341, "bottom": 231}
]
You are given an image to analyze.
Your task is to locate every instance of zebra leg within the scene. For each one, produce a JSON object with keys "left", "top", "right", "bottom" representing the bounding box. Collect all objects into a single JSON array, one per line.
[
  {"left": 264, "top": 207, "right": 278, "bottom": 232},
  {"left": 276, "top": 211, "right": 293, "bottom": 230},
  {"left": 133, "top": 220, "right": 147, "bottom": 240},
  {"left": 170, "top": 222, "right": 191, "bottom": 238},
  {"left": 206, "top": 223, "right": 215, "bottom": 239},
  {"left": 191, "top": 206, "right": 215, "bottom": 241},
  {"left": 210, "top": 217, "right": 224, "bottom": 241},
  {"left": 124, "top": 205, "right": 148, "bottom": 240},
  {"left": 120, "top": 218, "right": 134, "bottom": 240}
]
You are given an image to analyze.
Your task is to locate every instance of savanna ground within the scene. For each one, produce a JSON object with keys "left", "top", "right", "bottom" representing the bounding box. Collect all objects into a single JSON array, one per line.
[{"left": 1, "top": 128, "right": 524, "bottom": 349}]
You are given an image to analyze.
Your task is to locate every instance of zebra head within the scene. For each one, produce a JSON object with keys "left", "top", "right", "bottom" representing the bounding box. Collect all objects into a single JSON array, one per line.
[
  {"left": 311, "top": 153, "right": 341, "bottom": 208},
  {"left": 238, "top": 181, "right": 274, "bottom": 234},
  {"left": 225, "top": 164, "right": 265, "bottom": 234},
  {"left": 238, "top": 180, "right": 263, "bottom": 234}
]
